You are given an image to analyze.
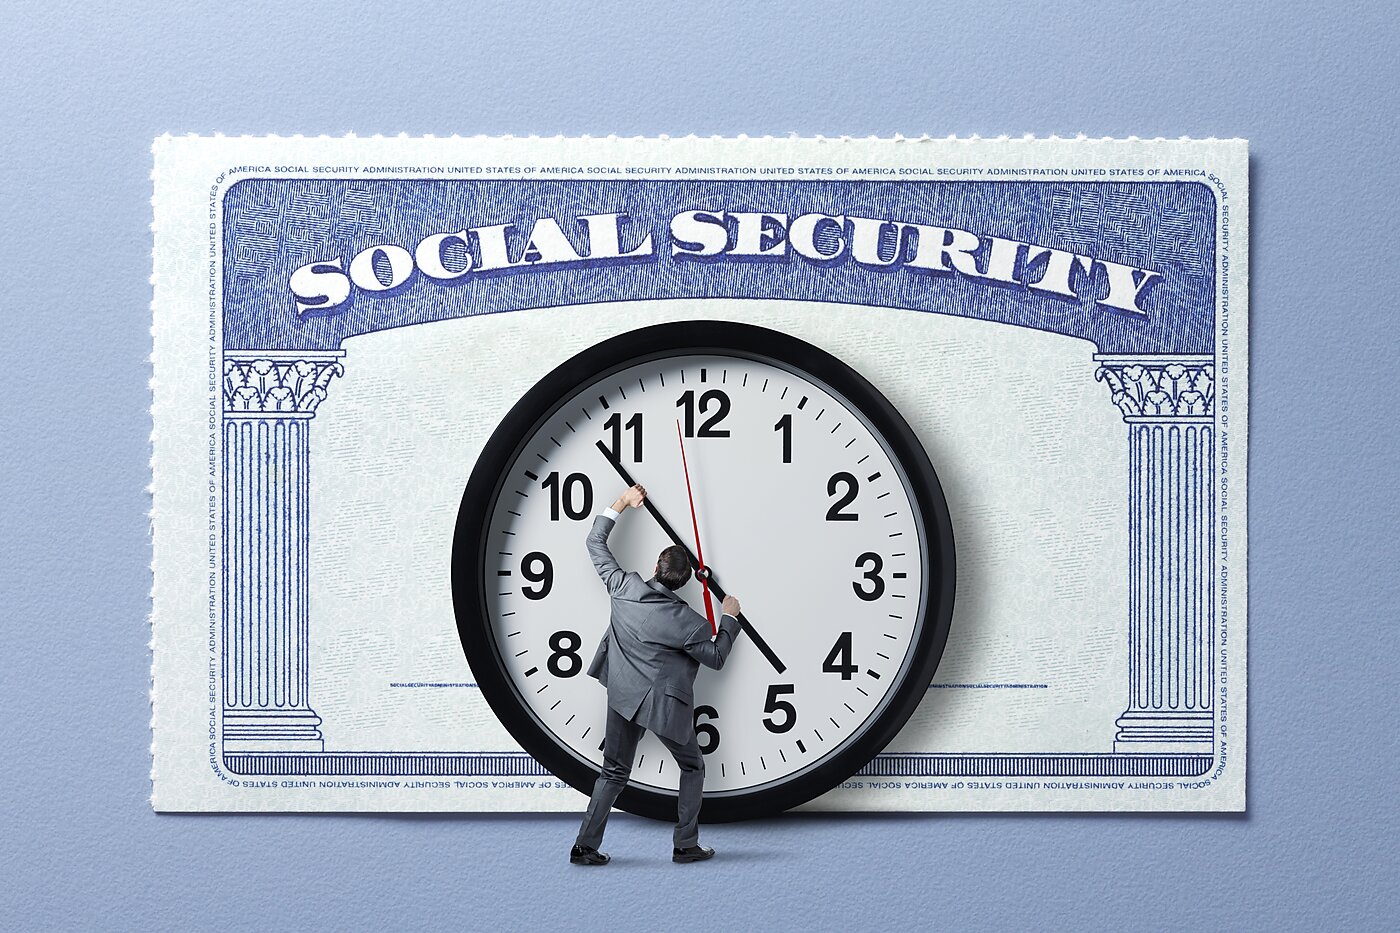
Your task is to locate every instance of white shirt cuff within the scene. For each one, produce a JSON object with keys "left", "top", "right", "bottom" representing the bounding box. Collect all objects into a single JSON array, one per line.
[{"left": 602, "top": 507, "right": 622, "bottom": 521}]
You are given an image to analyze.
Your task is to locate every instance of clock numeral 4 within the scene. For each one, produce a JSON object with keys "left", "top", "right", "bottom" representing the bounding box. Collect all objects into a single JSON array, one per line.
[
  {"left": 826, "top": 472, "right": 859, "bottom": 521},
  {"left": 541, "top": 472, "right": 593, "bottom": 521},
  {"left": 547, "top": 630, "right": 582, "bottom": 677},
  {"left": 677, "top": 389, "right": 731, "bottom": 438},
  {"left": 822, "top": 631, "right": 857, "bottom": 680},
  {"left": 762, "top": 684, "right": 797, "bottom": 734},
  {"left": 853, "top": 552, "right": 885, "bottom": 601},
  {"left": 521, "top": 552, "right": 554, "bottom": 599},
  {"left": 603, "top": 412, "right": 643, "bottom": 462},
  {"left": 693, "top": 705, "right": 721, "bottom": 755}
]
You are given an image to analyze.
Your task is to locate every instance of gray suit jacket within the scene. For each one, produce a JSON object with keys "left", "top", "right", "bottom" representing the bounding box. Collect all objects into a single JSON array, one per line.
[{"left": 585, "top": 514, "right": 741, "bottom": 743}]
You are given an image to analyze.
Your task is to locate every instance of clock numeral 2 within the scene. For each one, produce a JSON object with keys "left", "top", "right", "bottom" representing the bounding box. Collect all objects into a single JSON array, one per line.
[
  {"left": 853, "top": 552, "right": 885, "bottom": 601},
  {"left": 826, "top": 472, "right": 859, "bottom": 521},
  {"left": 677, "top": 389, "right": 731, "bottom": 437},
  {"left": 521, "top": 552, "right": 553, "bottom": 599},
  {"left": 762, "top": 684, "right": 797, "bottom": 734},
  {"left": 603, "top": 412, "right": 643, "bottom": 462},
  {"left": 822, "top": 632, "right": 857, "bottom": 680},
  {"left": 693, "top": 705, "right": 721, "bottom": 755},
  {"left": 541, "top": 471, "right": 593, "bottom": 520}
]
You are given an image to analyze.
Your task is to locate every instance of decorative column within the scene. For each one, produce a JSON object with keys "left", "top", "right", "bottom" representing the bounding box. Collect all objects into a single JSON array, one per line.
[
  {"left": 1095, "top": 356, "right": 1215, "bottom": 754},
  {"left": 222, "top": 350, "right": 345, "bottom": 752}
]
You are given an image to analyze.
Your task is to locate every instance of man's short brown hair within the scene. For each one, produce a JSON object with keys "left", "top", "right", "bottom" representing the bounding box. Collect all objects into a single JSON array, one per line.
[{"left": 654, "top": 545, "right": 692, "bottom": 591}]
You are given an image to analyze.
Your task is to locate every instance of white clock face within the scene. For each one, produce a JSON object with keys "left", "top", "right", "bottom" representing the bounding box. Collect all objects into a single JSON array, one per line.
[{"left": 480, "top": 350, "right": 929, "bottom": 796}]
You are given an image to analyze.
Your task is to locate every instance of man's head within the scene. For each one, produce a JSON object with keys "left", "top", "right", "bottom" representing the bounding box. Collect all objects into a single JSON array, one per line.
[{"left": 653, "top": 545, "right": 692, "bottom": 591}]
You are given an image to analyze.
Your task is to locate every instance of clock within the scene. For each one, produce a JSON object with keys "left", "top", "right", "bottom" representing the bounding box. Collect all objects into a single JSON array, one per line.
[{"left": 453, "top": 320, "right": 955, "bottom": 821}]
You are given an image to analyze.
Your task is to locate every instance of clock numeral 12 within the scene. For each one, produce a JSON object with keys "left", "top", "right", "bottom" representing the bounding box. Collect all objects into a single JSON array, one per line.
[{"left": 677, "top": 389, "right": 731, "bottom": 438}]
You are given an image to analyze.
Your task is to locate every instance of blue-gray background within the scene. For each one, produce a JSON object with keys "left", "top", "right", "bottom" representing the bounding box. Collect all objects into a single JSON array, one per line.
[{"left": 2, "top": 2, "right": 1395, "bottom": 929}]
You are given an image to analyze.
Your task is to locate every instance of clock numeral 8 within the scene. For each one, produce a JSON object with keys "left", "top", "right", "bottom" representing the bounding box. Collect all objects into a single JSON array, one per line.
[
  {"left": 852, "top": 552, "right": 885, "bottom": 601},
  {"left": 547, "top": 630, "right": 581, "bottom": 677},
  {"left": 521, "top": 552, "right": 553, "bottom": 599},
  {"left": 693, "top": 705, "right": 721, "bottom": 755}
]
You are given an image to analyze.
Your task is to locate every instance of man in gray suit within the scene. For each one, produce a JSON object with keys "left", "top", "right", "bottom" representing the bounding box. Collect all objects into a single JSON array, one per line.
[{"left": 570, "top": 483, "right": 743, "bottom": 866}]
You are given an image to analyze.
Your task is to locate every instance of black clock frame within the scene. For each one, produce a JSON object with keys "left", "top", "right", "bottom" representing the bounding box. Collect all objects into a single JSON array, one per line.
[{"left": 452, "top": 319, "right": 956, "bottom": 822}]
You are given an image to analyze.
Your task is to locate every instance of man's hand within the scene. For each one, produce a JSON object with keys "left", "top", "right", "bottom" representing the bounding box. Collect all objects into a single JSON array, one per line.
[
  {"left": 721, "top": 595, "right": 740, "bottom": 617},
  {"left": 611, "top": 484, "right": 647, "bottom": 512}
]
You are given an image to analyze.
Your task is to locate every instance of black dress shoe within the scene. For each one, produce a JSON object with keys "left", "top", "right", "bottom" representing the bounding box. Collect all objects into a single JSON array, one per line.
[
  {"left": 672, "top": 845, "right": 715, "bottom": 863},
  {"left": 570, "top": 844, "right": 610, "bottom": 865}
]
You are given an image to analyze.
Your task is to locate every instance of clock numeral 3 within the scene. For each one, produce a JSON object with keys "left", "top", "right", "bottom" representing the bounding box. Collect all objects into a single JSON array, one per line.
[
  {"left": 603, "top": 412, "right": 643, "bottom": 462},
  {"left": 521, "top": 552, "right": 554, "bottom": 599},
  {"left": 547, "top": 630, "right": 581, "bottom": 677},
  {"left": 541, "top": 471, "right": 593, "bottom": 520},
  {"left": 826, "top": 472, "right": 859, "bottom": 521},
  {"left": 822, "top": 632, "right": 857, "bottom": 680},
  {"left": 852, "top": 552, "right": 885, "bottom": 601},
  {"left": 693, "top": 705, "right": 721, "bottom": 755},
  {"left": 677, "top": 389, "right": 731, "bottom": 438},
  {"left": 762, "top": 684, "right": 797, "bottom": 734}
]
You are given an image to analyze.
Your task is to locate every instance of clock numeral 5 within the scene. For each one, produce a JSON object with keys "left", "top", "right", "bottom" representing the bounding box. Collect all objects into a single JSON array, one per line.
[
  {"left": 853, "top": 552, "right": 885, "bottom": 601},
  {"left": 693, "top": 705, "right": 721, "bottom": 755},
  {"left": 677, "top": 389, "right": 731, "bottom": 438},
  {"left": 541, "top": 471, "right": 593, "bottom": 521},
  {"left": 826, "top": 472, "right": 859, "bottom": 521},
  {"left": 521, "top": 552, "right": 554, "bottom": 599},
  {"left": 762, "top": 684, "right": 797, "bottom": 734},
  {"left": 603, "top": 412, "right": 643, "bottom": 462}
]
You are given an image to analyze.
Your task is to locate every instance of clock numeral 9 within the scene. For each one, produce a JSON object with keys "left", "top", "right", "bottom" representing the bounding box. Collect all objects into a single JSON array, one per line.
[
  {"left": 822, "top": 631, "right": 857, "bottom": 680},
  {"left": 547, "top": 630, "right": 582, "bottom": 677},
  {"left": 603, "top": 412, "right": 643, "bottom": 462},
  {"left": 826, "top": 472, "right": 859, "bottom": 521},
  {"left": 693, "top": 705, "right": 721, "bottom": 755},
  {"left": 677, "top": 389, "right": 731, "bottom": 438},
  {"left": 774, "top": 414, "right": 792, "bottom": 463},
  {"left": 853, "top": 552, "right": 885, "bottom": 601},
  {"left": 541, "top": 471, "right": 593, "bottom": 521},
  {"left": 762, "top": 684, "right": 797, "bottom": 734},
  {"left": 521, "top": 552, "right": 553, "bottom": 599}
]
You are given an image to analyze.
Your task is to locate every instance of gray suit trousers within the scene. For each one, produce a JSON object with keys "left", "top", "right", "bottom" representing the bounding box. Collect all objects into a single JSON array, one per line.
[{"left": 575, "top": 705, "right": 705, "bottom": 850}]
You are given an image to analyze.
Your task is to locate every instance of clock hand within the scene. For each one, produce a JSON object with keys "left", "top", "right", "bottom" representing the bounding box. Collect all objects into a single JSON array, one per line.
[
  {"left": 676, "top": 421, "right": 717, "bottom": 635},
  {"left": 594, "top": 440, "right": 787, "bottom": 675}
]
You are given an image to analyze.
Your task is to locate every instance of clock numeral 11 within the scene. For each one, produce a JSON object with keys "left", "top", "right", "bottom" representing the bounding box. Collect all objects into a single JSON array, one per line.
[{"left": 603, "top": 412, "right": 643, "bottom": 462}]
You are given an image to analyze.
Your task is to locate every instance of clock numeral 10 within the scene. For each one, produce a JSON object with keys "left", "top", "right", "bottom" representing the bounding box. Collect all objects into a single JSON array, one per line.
[
  {"left": 603, "top": 412, "right": 643, "bottom": 462},
  {"left": 694, "top": 705, "right": 721, "bottom": 755},
  {"left": 677, "top": 389, "right": 731, "bottom": 437},
  {"left": 822, "top": 631, "right": 857, "bottom": 680},
  {"left": 762, "top": 684, "right": 797, "bottom": 733},
  {"left": 541, "top": 471, "right": 593, "bottom": 520}
]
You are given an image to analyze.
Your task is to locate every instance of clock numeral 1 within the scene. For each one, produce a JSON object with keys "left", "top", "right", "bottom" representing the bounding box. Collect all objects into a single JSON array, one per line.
[
  {"left": 547, "top": 630, "right": 582, "bottom": 677},
  {"left": 775, "top": 413, "right": 792, "bottom": 463},
  {"left": 693, "top": 705, "right": 721, "bottom": 755},
  {"left": 603, "top": 412, "right": 643, "bottom": 462},
  {"left": 541, "top": 471, "right": 593, "bottom": 520},
  {"left": 762, "top": 684, "right": 797, "bottom": 734},
  {"left": 822, "top": 632, "right": 857, "bottom": 680},
  {"left": 677, "top": 389, "right": 731, "bottom": 438},
  {"left": 853, "top": 552, "right": 885, "bottom": 601},
  {"left": 521, "top": 552, "right": 553, "bottom": 599},
  {"left": 826, "top": 472, "right": 859, "bottom": 521}
]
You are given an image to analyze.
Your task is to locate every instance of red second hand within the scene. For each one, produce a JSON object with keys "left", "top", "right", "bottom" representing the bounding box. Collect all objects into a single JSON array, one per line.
[{"left": 676, "top": 421, "right": 716, "bottom": 634}]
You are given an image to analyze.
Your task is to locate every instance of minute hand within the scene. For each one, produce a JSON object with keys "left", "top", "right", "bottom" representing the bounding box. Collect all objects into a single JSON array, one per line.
[{"left": 595, "top": 440, "right": 787, "bottom": 675}]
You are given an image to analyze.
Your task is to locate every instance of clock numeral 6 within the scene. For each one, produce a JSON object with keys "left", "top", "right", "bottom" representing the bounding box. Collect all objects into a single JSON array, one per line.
[
  {"left": 541, "top": 472, "right": 593, "bottom": 521},
  {"left": 762, "top": 684, "right": 797, "bottom": 734},
  {"left": 852, "top": 552, "right": 885, "bottom": 601},
  {"left": 547, "top": 630, "right": 582, "bottom": 677},
  {"left": 826, "top": 472, "right": 859, "bottom": 521},
  {"left": 677, "top": 389, "right": 731, "bottom": 438},
  {"left": 521, "top": 552, "right": 553, "bottom": 599},
  {"left": 822, "top": 631, "right": 857, "bottom": 680},
  {"left": 693, "top": 705, "right": 721, "bottom": 755}
]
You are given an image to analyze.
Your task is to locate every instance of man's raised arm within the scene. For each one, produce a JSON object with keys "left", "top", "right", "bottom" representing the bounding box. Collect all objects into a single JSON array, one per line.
[
  {"left": 585, "top": 484, "right": 647, "bottom": 595},
  {"left": 683, "top": 595, "right": 744, "bottom": 670}
]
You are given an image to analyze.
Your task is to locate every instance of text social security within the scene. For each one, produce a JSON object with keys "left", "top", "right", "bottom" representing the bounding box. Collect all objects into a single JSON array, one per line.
[{"left": 288, "top": 211, "right": 1162, "bottom": 317}]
